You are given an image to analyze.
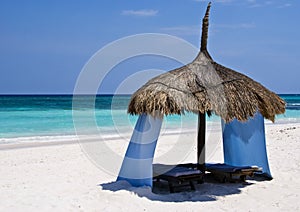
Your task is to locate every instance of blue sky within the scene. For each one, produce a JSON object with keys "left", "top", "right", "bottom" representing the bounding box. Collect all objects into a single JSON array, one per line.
[{"left": 0, "top": 0, "right": 299, "bottom": 94}]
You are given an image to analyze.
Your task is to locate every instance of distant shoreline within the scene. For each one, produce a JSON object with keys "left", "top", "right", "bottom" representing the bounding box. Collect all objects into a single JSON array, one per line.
[{"left": 0, "top": 93, "right": 299, "bottom": 96}]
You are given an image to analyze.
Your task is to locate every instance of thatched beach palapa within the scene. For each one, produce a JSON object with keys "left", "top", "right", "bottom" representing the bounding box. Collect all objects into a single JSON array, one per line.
[{"left": 127, "top": 2, "right": 286, "bottom": 171}]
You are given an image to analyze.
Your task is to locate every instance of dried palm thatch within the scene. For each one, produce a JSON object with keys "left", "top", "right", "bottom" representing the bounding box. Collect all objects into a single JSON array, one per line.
[{"left": 128, "top": 2, "right": 285, "bottom": 122}]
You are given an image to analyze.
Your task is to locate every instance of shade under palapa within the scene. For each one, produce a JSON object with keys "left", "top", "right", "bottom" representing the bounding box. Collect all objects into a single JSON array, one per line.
[{"left": 128, "top": 3, "right": 285, "bottom": 123}]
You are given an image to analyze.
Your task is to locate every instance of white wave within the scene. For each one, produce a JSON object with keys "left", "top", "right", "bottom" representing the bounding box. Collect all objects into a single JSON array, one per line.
[{"left": 0, "top": 134, "right": 79, "bottom": 145}]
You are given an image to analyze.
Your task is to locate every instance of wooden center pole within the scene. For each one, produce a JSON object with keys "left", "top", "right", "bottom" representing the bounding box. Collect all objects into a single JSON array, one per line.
[{"left": 197, "top": 112, "right": 206, "bottom": 172}]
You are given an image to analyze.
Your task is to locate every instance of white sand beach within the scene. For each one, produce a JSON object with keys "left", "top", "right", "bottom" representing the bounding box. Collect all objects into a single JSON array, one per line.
[{"left": 0, "top": 122, "right": 299, "bottom": 211}]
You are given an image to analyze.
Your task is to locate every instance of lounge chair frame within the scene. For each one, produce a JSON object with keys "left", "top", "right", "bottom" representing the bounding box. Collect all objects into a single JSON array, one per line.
[{"left": 153, "top": 164, "right": 204, "bottom": 193}]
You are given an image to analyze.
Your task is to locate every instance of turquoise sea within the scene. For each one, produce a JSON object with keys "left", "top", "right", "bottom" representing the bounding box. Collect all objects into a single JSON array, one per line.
[{"left": 0, "top": 94, "right": 299, "bottom": 144}]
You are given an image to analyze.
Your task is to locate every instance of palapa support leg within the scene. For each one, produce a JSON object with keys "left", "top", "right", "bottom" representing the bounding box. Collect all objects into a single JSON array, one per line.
[
  {"left": 189, "top": 181, "right": 196, "bottom": 191},
  {"left": 168, "top": 182, "right": 175, "bottom": 193},
  {"left": 197, "top": 112, "right": 206, "bottom": 173}
]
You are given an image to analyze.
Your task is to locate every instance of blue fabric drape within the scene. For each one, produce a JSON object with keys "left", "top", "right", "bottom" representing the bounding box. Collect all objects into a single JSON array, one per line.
[
  {"left": 222, "top": 112, "right": 272, "bottom": 178},
  {"left": 117, "top": 114, "right": 163, "bottom": 187}
]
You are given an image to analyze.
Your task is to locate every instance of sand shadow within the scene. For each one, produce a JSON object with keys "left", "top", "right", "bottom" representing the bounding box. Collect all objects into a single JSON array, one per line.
[{"left": 100, "top": 175, "right": 253, "bottom": 202}]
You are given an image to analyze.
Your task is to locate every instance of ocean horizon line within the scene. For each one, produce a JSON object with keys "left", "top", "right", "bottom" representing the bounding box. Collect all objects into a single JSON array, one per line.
[
  {"left": 0, "top": 93, "right": 299, "bottom": 96},
  {"left": 0, "top": 94, "right": 132, "bottom": 96}
]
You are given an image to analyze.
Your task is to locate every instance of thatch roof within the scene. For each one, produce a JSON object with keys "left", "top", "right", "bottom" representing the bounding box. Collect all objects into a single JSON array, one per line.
[{"left": 128, "top": 3, "right": 285, "bottom": 122}]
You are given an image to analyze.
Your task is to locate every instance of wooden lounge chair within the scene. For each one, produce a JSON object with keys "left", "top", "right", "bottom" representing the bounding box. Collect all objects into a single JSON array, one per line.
[
  {"left": 205, "top": 163, "right": 262, "bottom": 183},
  {"left": 153, "top": 164, "right": 204, "bottom": 193}
]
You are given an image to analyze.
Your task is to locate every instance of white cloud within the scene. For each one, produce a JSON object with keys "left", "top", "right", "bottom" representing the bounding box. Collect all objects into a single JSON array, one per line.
[
  {"left": 121, "top": 9, "right": 158, "bottom": 17},
  {"left": 277, "top": 3, "right": 292, "bottom": 8},
  {"left": 247, "top": 0, "right": 292, "bottom": 9},
  {"left": 248, "top": 1, "right": 273, "bottom": 8}
]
